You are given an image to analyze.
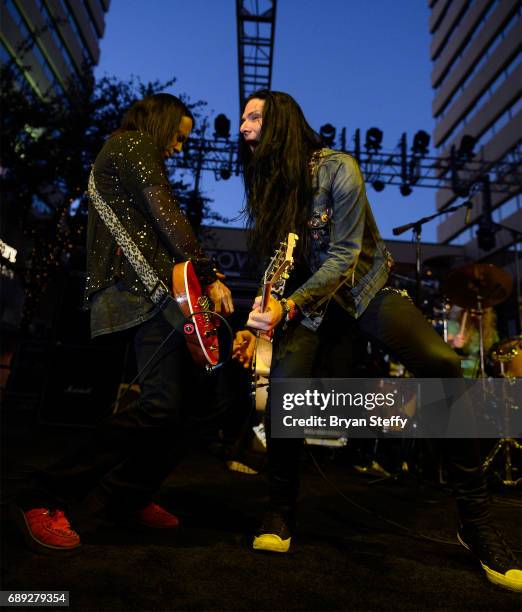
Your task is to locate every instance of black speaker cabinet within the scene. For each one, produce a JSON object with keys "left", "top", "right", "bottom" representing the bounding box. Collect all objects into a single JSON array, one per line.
[{"left": 39, "top": 343, "right": 124, "bottom": 426}]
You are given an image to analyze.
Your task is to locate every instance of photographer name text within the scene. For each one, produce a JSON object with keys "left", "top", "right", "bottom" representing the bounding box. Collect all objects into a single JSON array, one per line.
[{"left": 282, "top": 415, "right": 408, "bottom": 430}]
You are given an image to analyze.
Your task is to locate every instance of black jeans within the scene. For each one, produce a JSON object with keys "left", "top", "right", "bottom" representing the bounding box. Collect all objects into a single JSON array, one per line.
[
  {"left": 20, "top": 310, "right": 192, "bottom": 525},
  {"left": 267, "top": 289, "right": 486, "bottom": 523}
]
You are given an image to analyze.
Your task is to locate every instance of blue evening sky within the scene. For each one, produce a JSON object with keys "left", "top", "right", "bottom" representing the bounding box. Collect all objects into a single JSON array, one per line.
[{"left": 96, "top": 0, "right": 441, "bottom": 242}]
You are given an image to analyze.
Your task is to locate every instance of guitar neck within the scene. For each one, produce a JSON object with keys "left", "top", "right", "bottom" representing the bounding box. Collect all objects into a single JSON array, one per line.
[
  {"left": 260, "top": 282, "right": 272, "bottom": 313},
  {"left": 254, "top": 283, "right": 273, "bottom": 342}
]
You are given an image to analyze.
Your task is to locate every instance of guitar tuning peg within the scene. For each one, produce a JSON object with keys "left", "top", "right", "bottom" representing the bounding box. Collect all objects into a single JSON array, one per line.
[{"left": 282, "top": 273, "right": 289, "bottom": 279}]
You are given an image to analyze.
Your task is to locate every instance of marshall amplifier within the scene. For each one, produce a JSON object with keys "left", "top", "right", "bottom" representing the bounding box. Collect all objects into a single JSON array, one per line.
[{"left": 39, "top": 343, "right": 125, "bottom": 426}]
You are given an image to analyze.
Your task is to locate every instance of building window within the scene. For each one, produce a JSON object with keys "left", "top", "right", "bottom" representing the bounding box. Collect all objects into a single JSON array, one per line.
[
  {"left": 435, "top": 7, "right": 520, "bottom": 118},
  {"left": 435, "top": 68, "right": 522, "bottom": 154},
  {"left": 434, "top": 1, "right": 511, "bottom": 93},
  {"left": 55, "top": 0, "right": 95, "bottom": 64},
  {"left": 3, "top": 0, "right": 65, "bottom": 95},
  {"left": 82, "top": 0, "right": 103, "bottom": 38},
  {"left": 37, "top": 0, "right": 81, "bottom": 78}
]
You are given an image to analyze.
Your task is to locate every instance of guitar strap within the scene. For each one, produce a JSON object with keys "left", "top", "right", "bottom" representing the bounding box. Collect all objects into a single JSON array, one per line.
[{"left": 87, "top": 171, "right": 187, "bottom": 333}]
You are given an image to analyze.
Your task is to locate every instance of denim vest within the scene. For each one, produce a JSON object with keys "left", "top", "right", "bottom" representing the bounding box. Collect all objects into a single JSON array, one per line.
[{"left": 289, "top": 149, "right": 392, "bottom": 331}]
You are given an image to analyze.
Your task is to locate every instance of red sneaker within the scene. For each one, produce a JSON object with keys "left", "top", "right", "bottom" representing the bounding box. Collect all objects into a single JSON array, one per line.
[
  {"left": 135, "top": 502, "right": 180, "bottom": 529},
  {"left": 14, "top": 507, "right": 81, "bottom": 553}
]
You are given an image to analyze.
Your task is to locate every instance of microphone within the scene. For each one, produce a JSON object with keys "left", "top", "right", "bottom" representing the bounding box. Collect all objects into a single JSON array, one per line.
[
  {"left": 465, "top": 201, "right": 473, "bottom": 225},
  {"left": 392, "top": 221, "right": 417, "bottom": 236}
]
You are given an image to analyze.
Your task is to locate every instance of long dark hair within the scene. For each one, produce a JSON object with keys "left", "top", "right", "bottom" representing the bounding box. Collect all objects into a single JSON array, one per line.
[
  {"left": 116, "top": 93, "right": 193, "bottom": 153},
  {"left": 240, "top": 90, "right": 322, "bottom": 261}
]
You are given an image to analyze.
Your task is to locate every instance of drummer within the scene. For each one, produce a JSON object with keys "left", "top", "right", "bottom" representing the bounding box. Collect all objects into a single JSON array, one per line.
[{"left": 447, "top": 306, "right": 499, "bottom": 378}]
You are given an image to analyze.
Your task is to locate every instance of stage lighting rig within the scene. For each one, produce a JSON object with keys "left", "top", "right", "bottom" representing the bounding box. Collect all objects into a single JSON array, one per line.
[
  {"left": 320, "top": 124, "right": 336, "bottom": 147},
  {"left": 170, "top": 123, "right": 519, "bottom": 204},
  {"left": 411, "top": 130, "right": 430, "bottom": 156},
  {"left": 219, "top": 166, "right": 232, "bottom": 181},
  {"left": 214, "top": 114, "right": 231, "bottom": 140},
  {"left": 365, "top": 127, "right": 383, "bottom": 152},
  {"left": 458, "top": 134, "right": 476, "bottom": 161}
]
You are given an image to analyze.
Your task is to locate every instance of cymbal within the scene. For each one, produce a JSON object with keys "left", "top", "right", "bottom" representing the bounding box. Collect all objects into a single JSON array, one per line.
[
  {"left": 489, "top": 336, "right": 522, "bottom": 363},
  {"left": 443, "top": 263, "right": 513, "bottom": 308},
  {"left": 423, "top": 254, "right": 472, "bottom": 274}
]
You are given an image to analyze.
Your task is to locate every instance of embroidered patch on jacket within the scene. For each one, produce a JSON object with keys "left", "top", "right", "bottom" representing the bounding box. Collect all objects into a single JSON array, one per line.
[{"left": 308, "top": 207, "right": 332, "bottom": 249}]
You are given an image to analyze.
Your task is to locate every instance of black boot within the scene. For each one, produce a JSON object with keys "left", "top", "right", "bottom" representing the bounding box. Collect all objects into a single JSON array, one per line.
[
  {"left": 457, "top": 522, "right": 522, "bottom": 592},
  {"left": 450, "top": 458, "right": 522, "bottom": 592}
]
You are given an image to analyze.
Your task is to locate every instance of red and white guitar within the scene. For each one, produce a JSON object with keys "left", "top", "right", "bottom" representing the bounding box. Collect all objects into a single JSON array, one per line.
[
  {"left": 252, "top": 233, "right": 298, "bottom": 411},
  {"left": 172, "top": 261, "right": 220, "bottom": 369}
]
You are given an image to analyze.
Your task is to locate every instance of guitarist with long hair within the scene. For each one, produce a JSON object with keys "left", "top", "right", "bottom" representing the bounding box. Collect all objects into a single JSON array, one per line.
[
  {"left": 233, "top": 90, "right": 521, "bottom": 592},
  {"left": 13, "top": 93, "right": 233, "bottom": 553}
]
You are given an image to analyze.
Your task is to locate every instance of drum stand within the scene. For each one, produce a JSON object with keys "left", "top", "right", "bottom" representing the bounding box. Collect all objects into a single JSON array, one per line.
[
  {"left": 482, "top": 361, "right": 521, "bottom": 487},
  {"left": 475, "top": 294, "right": 486, "bottom": 378},
  {"left": 482, "top": 438, "right": 522, "bottom": 487}
]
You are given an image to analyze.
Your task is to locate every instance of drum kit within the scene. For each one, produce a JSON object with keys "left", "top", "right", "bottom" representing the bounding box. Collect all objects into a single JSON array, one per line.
[
  {"left": 441, "top": 262, "right": 513, "bottom": 378},
  {"left": 392, "top": 258, "right": 519, "bottom": 379},
  {"left": 423, "top": 259, "right": 521, "bottom": 486}
]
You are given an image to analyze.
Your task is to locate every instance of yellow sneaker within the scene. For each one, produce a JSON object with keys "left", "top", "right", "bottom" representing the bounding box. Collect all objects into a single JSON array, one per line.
[
  {"left": 253, "top": 511, "right": 292, "bottom": 553},
  {"left": 458, "top": 524, "right": 522, "bottom": 592},
  {"left": 226, "top": 460, "right": 258, "bottom": 475}
]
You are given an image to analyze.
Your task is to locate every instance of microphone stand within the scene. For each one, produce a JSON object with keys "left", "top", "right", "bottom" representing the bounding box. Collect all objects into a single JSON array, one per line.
[
  {"left": 392, "top": 201, "right": 473, "bottom": 308},
  {"left": 391, "top": 201, "right": 472, "bottom": 484},
  {"left": 489, "top": 222, "right": 522, "bottom": 334}
]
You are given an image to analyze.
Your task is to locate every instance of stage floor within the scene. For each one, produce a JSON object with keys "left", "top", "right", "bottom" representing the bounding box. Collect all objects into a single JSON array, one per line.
[{"left": 1, "top": 413, "right": 521, "bottom": 611}]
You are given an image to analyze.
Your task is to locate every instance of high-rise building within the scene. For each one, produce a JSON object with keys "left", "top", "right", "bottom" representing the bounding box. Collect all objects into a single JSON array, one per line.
[
  {"left": 428, "top": 0, "right": 521, "bottom": 258},
  {"left": 1, "top": 0, "right": 110, "bottom": 98}
]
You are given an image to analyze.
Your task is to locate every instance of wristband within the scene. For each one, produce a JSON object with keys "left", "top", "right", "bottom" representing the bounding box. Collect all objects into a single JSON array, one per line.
[{"left": 280, "top": 298, "right": 298, "bottom": 321}]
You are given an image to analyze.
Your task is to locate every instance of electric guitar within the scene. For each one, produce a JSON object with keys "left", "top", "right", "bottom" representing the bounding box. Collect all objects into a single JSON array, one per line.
[
  {"left": 252, "top": 233, "right": 298, "bottom": 411},
  {"left": 172, "top": 260, "right": 219, "bottom": 369}
]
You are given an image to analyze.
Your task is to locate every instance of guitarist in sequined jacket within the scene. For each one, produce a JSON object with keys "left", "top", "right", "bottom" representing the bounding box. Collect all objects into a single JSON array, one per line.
[{"left": 13, "top": 94, "right": 233, "bottom": 553}]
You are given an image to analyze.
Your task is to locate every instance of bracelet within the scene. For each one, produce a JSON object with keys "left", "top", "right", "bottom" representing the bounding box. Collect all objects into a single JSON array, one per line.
[{"left": 280, "top": 298, "right": 298, "bottom": 321}]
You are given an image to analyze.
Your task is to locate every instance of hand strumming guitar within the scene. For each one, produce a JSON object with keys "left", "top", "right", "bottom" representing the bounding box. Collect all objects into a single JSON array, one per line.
[
  {"left": 232, "top": 330, "right": 256, "bottom": 368},
  {"left": 206, "top": 278, "right": 234, "bottom": 315}
]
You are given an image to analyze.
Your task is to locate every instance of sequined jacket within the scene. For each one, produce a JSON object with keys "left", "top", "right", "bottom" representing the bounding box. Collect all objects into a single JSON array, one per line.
[
  {"left": 85, "top": 131, "right": 216, "bottom": 337},
  {"left": 289, "top": 149, "right": 392, "bottom": 330}
]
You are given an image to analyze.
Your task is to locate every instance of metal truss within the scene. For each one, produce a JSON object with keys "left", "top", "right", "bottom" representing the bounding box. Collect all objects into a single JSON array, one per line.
[
  {"left": 236, "top": 0, "right": 277, "bottom": 110},
  {"left": 169, "top": 138, "right": 241, "bottom": 181},
  {"left": 170, "top": 136, "right": 521, "bottom": 195},
  {"left": 350, "top": 148, "right": 521, "bottom": 194}
]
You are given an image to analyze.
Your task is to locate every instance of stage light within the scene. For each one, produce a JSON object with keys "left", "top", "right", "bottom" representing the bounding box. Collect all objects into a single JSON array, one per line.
[
  {"left": 411, "top": 130, "right": 430, "bottom": 156},
  {"left": 372, "top": 180, "right": 385, "bottom": 192},
  {"left": 214, "top": 114, "right": 231, "bottom": 139},
  {"left": 365, "top": 127, "right": 383, "bottom": 152},
  {"left": 319, "top": 124, "right": 336, "bottom": 147},
  {"left": 400, "top": 184, "right": 412, "bottom": 197},
  {"left": 458, "top": 134, "right": 476, "bottom": 161},
  {"left": 219, "top": 167, "right": 231, "bottom": 180}
]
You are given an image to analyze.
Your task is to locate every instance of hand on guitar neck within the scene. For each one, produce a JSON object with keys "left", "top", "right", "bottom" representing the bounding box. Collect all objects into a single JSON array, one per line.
[
  {"left": 247, "top": 295, "right": 295, "bottom": 332},
  {"left": 233, "top": 232, "right": 299, "bottom": 372},
  {"left": 232, "top": 295, "right": 296, "bottom": 369}
]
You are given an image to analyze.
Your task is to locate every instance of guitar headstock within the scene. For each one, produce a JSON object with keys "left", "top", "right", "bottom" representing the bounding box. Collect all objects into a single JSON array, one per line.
[{"left": 263, "top": 233, "right": 298, "bottom": 287}]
